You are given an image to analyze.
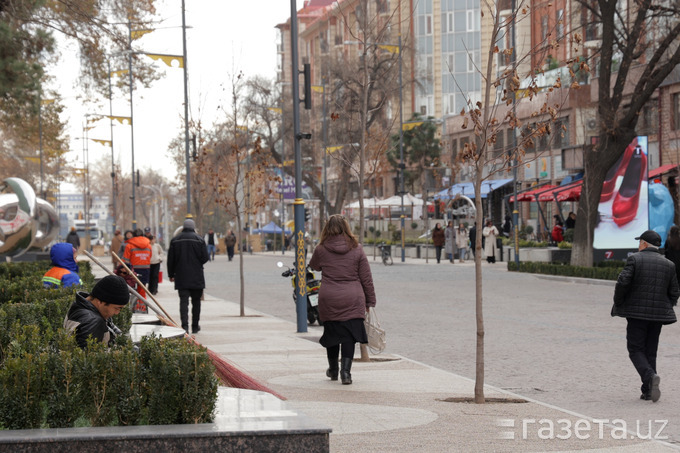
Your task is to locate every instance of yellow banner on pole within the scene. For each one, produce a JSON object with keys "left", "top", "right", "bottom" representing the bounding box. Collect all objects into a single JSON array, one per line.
[
  {"left": 145, "top": 53, "right": 184, "bottom": 68},
  {"left": 402, "top": 121, "right": 424, "bottom": 131},
  {"left": 92, "top": 139, "right": 112, "bottom": 147},
  {"left": 110, "top": 69, "right": 129, "bottom": 77},
  {"left": 378, "top": 44, "right": 400, "bottom": 54},
  {"left": 325, "top": 145, "right": 344, "bottom": 154},
  {"left": 107, "top": 115, "right": 132, "bottom": 125},
  {"left": 311, "top": 86, "right": 324, "bottom": 93},
  {"left": 131, "top": 29, "right": 153, "bottom": 40},
  {"left": 268, "top": 107, "right": 282, "bottom": 114}
]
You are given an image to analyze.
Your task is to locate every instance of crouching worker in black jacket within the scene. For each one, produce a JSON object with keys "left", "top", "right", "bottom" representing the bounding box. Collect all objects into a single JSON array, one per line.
[
  {"left": 64, "top": 274, "right": 131, "bottom": 348},
  {"left": 612, "top": 230, "right": 680, "bottom": 402}
]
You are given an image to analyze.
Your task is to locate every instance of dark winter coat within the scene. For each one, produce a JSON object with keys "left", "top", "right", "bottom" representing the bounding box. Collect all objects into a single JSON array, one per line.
[
  {"left": 65, "top": 231, "right": 80, "bottom": 249},
  {"left": 309, "top": 235, "right": 376, "bottom": 322},
  {"left": 167, "top": 228, "right": 209, "bottom": 290},
  {"left": 224, "top": 233, "right": 237, "bottom": 247},
  {"left": 664, "top": 246, "right": 680, "bottom": 286},
  {"left": 612, "top": 247, "right": 679, "bottom": 324},
  {"left": 63, "top": 292, "right": 117, "bottom": 348},
  {"left": 432, "top": 227, "right": 445, "bottom": 247}
]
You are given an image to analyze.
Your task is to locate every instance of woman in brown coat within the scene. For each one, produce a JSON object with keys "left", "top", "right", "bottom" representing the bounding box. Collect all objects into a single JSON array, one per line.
[
  {"left": 309, "top": 215, "right": 377, "bottom": 385},
  {"left": 432, "top": 223, "right": 445, "bottom": 263}
]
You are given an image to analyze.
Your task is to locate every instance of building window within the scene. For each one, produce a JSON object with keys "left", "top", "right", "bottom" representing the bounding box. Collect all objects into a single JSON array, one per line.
[
  {"left": 556, "top": 9, "right": 564, "bottom": 38},
  {"left": 541, "top": 16, "right": 548, "bottom": 41},
  {"left": 426, "top": 15, "right": 432, "bottom": 35},
  {"left": 450, "top": 138, "right": 458, "bottom": 162},
  {"left": 673, "top": 93, "right": 680, "bottom": 130}
]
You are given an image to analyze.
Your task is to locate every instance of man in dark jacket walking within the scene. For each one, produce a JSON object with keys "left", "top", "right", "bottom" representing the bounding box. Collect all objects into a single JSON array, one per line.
[
  {"left": 612, "top": 229, "right": 679, "bottom": 402},
  {"left": 167, "top": 218, "right": 209, "bottom": 334}
]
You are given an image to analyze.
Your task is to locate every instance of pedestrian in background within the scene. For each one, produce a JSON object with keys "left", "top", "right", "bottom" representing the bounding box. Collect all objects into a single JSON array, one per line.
[
  {"left": 502, "top": 215, "right": 512, "bottom": 238},
  {"left": 551, "top": 217, "right": 564, "bottom": 244},
  {"left": 455, "top": 223, "right": 469, "bottom": 263},
  {"left": 224, "top": 230, "right": 236, "bottom": 261},
  {"left": 432, "top": 223, "right": 445, "bottom": 263},
  {"left": 119, "top": 230, "right": 133, "bottom": 257},
  {"left": 482, "top": 220, "right": 499, "bottom": 263},
  {"left": 469, "top": 222, "right": 478, "bottom": 258},
  {"left": 167, "top": 219, "right": 209, "bottom": 334},
  {"left": 664, "top": 225, "right": 680, "bottom": 285},
  {"left": 148, "top": 235, "right": 164, "bottom": 295},
  {"left": 445, "top": 220, "right": 455, "bottom": 263},
  {"left": 309, "top": 214, "right": 376, "bottom": 385},
  {"left": 205, "top": 228, "right": 217, "bottom": 261},
  {"left": 123, "top": 229, "right": 151, "bottom": 312},
  {"left": 565, "top": 211, "right": 576, "bottom": 229},
  {"left": 110, "top": 230, "right": 123, "bottom": 267},
  {"left": 612, "top": 230, "right": 679, "bottom": 402},
  {"left": 65, "top": 226, "right": 80, "bottom": 252}
]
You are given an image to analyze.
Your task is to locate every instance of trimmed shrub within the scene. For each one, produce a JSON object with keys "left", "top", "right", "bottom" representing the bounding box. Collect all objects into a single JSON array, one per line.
[
  {"left": 0, "top": 261, "right": 218, "bottom": 430},
  {"left": 507, "top": 261, "right": 624, "bottom": 281}
]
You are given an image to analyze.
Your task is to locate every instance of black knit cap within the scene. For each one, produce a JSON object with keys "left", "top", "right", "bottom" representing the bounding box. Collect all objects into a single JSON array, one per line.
[{"left": 91, "top": 275, "right": 130, "bottom": 306}]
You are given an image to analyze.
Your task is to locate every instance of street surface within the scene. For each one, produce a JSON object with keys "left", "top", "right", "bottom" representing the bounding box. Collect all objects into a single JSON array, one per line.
[{"left": 203, "top": 251, "right": 680, "bottom": 446}]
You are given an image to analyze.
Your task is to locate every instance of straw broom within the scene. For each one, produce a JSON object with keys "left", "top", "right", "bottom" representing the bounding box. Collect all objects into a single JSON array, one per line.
[{"left": 85, "top": 250, "right": 286, "bottom": 400}]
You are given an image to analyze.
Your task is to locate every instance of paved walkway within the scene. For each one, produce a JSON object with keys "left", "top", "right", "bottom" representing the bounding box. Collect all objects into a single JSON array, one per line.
[{"left": 88, "top": 256, "right": 679, "bottom": 452}]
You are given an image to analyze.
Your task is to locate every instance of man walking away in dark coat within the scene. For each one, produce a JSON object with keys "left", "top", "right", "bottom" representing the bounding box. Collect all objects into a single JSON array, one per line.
[
  {"left": 612, "top": 229, "right": 679, "bottom": 402},
  {"left": 66, "top": 227, "right": 80, "bottom": 251},
  {"left": 167, "top": 218, "right": 209, "bottom": 334}
]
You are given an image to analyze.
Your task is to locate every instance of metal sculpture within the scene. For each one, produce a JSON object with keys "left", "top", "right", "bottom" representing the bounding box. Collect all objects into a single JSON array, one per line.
[{"left": 0, "top": 177, "right": 59, "bottom": 258}]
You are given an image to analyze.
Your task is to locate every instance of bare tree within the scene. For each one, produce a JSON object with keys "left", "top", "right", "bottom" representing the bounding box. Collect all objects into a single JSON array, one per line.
[
  {"left": 455, "top": 0, "right": 579, "bottom": 402},
  {"left": 571, "top": 0, "right": 680, "bottom": 266},
  {"left": 196, "top": 72, "right": 280, "bottom": 315},
  {"left": 326, "top": 1, "right": 403, "bottom": 241}
]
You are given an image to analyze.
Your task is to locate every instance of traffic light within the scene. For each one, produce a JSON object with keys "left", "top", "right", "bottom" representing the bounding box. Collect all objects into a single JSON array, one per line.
[{"left": 304, "top": 208, "right": 310, "bottom": 222}]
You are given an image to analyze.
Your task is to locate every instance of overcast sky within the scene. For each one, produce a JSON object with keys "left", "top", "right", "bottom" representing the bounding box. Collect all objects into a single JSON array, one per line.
[{"left": 49, "top": 0, "right": 292, "bottom": 183}]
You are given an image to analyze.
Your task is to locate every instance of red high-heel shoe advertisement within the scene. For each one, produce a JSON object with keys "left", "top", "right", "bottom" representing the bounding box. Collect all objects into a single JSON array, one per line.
[{"left": 594, "top": 136, "right": 649, "bottom": 252}]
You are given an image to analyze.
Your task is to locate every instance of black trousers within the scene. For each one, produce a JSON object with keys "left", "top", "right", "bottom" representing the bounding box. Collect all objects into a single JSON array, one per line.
[
  {"left": 179, "top": 288, "right": 203, "bottom": 330},
  {"left": 626, "top": 318, "right": 663, "bottom": 394},
  {"left": 148, "top": 263, "right": 160, "bottom": 294},
  {"left": 435, "top": 246, "right": 443, "bottom": 263},
  {"left": 227, "top": 246, "right": 234, "bottom": 261}
]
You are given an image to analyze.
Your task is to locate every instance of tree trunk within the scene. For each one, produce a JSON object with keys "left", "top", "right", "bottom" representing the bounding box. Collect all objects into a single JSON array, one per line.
[{"left": 473, "top": 173, "right": 485, "bottom": 404}]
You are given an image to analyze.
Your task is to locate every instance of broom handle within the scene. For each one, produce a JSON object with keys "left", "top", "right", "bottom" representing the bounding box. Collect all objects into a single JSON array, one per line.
[
  {"left": 83, "top": 250, "right": 176, "bottom": 326},
  {"left": 110, "top": 251, "right": 179, "bottom": 327}
]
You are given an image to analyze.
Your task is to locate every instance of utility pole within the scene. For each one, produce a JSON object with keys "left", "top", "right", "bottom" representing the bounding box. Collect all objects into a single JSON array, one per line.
[
  {"left": 181, "top": 0, "right": 192, "bottom": 218},
  {"left": 290, "top": 0, "right": 312, "bottom": 333}
]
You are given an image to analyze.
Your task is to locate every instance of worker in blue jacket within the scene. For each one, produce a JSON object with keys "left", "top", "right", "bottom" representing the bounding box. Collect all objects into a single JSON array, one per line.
[{"left": 43, "top": 243, "right": 82, "bottom": 288}]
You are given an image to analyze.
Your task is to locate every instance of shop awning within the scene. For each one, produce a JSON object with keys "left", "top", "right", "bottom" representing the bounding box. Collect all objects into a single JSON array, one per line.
[
  {"left": 536, "top": 181, "right": 583, "bottom": 202},
  {"left": 435, "top": 178, "right": 513, "bottom": 200},
  {"left": 649, "top": 164, "right": 678, "bottom": 179},
  {"left": 509, "top": 185, "right": 558, "bottom": 202}
]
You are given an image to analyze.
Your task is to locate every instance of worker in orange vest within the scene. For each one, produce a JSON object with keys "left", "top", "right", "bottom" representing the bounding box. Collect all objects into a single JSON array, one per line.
[{"left": 123, "top": 228, "right": 152, "bottom": 313}]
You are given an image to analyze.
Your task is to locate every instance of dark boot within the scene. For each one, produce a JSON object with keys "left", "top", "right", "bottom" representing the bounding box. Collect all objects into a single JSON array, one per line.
[
  {"left": 340, "top": 357, "right": 353, "bottom": 385},
  {"left": 326, "top": 357, "right": 339, "bottom": 381}
]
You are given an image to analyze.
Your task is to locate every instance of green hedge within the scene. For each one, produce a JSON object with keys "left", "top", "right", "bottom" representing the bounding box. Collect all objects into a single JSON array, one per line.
[
  {"left": 507, "top": 261, "right": 624, "bottom": 280},
  {"left": 0, "top": 260, "right": 218, "bottom": 430}
]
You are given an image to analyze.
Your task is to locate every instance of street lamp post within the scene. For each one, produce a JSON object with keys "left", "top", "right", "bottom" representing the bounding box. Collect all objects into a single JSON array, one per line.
[
  {"left": 397, "top": 35, "right": 406, "bottom": 262},
  {"left": 107, "top": 61, "right": 117, "bottom": 236},
  {"left": 127, "top": 22, "right": 137, "bottom": 231},
  {"left": 181, "top": 0, "right": 191, "bottom": 218}
]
